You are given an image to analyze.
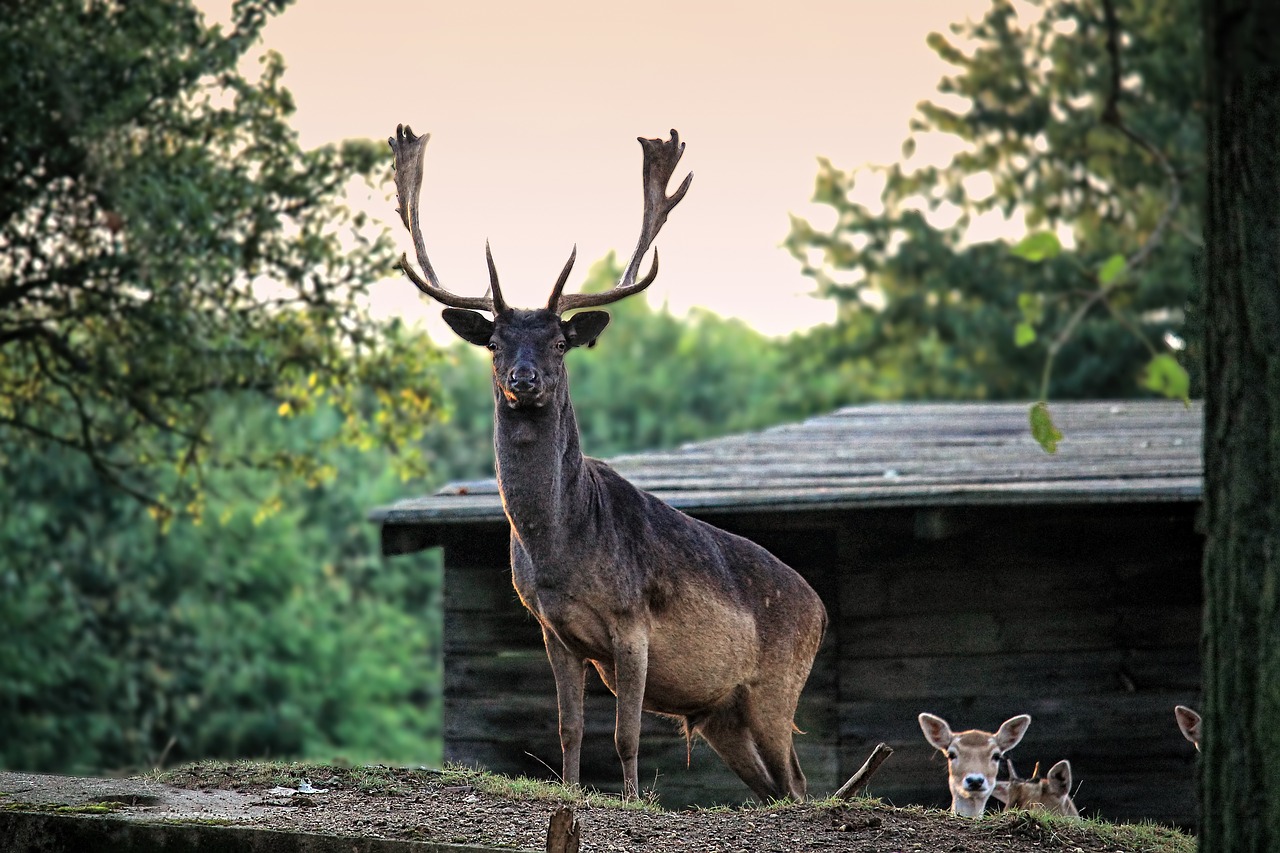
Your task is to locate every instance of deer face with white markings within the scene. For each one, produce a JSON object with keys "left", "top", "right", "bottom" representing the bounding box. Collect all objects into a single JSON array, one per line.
[{"left": 919, "top": 712, "right": 1031, "bottom": 817}]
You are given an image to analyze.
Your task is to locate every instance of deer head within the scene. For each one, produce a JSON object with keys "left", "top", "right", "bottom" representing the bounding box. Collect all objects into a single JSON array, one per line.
[
  {"left": 387, "top": 124, "right": 692, "bottom": 405},
  {"left": 918, "top": 712, "right": 1031, "bottom": 817},
  {"left": 992, "top": 758, "right": 1080, "bottom": 817}
]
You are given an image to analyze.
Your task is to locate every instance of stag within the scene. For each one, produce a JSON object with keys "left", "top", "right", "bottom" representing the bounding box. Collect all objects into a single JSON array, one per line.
[{"left": 388, "top": 124, "right": 827, "bottom": 801}]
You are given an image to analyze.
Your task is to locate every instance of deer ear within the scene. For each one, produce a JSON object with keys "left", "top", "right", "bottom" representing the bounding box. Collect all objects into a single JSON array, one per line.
[
  {"left": 918, "top": 712, "right": 953, "bottom": 750},
  {"left": 442, "top": 308, "right": 494, "bottom": 347},
  {"left": 1175, "top": 705, "right": 1202, "bottom": 746},
  {"left": 995, "top": 714, "right": 1031, "bottom": 751},
  {"left": 1046, "top": 760, "right": 1072, "bottom": 795},
  {"left": 563, "top": 311, "right": 610, "bottom": 349},
  {"left": 991, "top": 781, "right": 1010, "bottom": 804}
]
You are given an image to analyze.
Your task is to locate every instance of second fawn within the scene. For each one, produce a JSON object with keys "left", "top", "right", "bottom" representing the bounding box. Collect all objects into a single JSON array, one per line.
[{"left": 992, "top": 759, "right": 1080, "bottom": 817}]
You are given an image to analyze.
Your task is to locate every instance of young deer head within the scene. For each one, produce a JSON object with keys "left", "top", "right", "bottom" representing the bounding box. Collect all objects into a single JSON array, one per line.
[
  {"left": 1175, "top": 705, "right": 1201, "bottom": 751},
  {"left": 918, "top": 712, "right": 1031, "bottom": 817},
  {"left": 387, "top": 124, "right": 827, "bottom": 803},
  {"left": 992, "top": 759, "right": 1080, "bottom": 817}
]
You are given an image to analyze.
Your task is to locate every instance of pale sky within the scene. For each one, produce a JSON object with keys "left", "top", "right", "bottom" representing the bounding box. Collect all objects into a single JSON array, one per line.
[{"left": 219, "top": 0, "right": 1001, "bottom": 337}]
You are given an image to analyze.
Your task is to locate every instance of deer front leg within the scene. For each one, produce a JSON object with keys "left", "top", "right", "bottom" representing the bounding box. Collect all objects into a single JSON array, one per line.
[
  {"left": 612, "top": 624, "right": 650, "bottom": 800},
  {"left": 542, "top": 627, "right": 586, "bottom": 787}
]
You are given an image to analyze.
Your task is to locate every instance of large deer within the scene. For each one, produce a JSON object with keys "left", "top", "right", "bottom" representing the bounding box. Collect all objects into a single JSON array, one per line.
[
  {"left": 992, "top": 759, "right": 1080, "bottom": 817},
  {"left": 387, "top": 125, "right": 828, "bottom": 802},
  {"left": 918, "top": 712, "right": 1031, "bottom": 817}
]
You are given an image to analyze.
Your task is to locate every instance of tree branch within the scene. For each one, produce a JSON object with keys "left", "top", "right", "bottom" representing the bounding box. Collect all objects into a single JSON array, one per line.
[
  {"left": 834, "top": 743, "right": 894, "bottom": 800},
  {"left": 1099, "top": 0, "right": 1183, "bottom": 272}
]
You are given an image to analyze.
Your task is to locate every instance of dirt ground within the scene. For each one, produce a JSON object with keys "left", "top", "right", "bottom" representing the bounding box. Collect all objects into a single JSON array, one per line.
[{"left": 141, "top": 762, "right": 1192, "bottom": 853}]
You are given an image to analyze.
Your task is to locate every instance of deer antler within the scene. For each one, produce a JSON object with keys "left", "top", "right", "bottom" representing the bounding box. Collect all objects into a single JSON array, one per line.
[
  {"left": 550, "top": 130, "right": 693, "bottom": 313},
  {"left": 389, "top": 124, "right": 507, "bottom": 313}
]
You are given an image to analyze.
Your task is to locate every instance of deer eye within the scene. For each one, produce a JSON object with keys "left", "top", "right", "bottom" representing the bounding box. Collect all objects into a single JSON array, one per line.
[
  {"left": 486, "top": 341, "right": 498, "bottom": 353},
  {"left": 553, "top": 340, "right": 567, "bottom": 353},
  {"left": 947, "top": 750, "right": 958, "bottom": 761},
  {"left": 992, "top": 752, "right": 1004, "bottom": 763}
]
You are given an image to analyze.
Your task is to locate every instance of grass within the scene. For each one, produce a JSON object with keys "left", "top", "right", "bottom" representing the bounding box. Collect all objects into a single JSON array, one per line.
[
  {"left": 980, "top": 808, "right": 1195, "bottom": 853},
  {"left": 1, "top": 801, "right": 124, "bottom": 815},
  {"left": 436, "top": 762, "right": 663, "bottom": 812}
]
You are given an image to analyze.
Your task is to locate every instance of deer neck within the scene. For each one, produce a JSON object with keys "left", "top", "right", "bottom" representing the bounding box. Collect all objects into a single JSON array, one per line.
[{"left": 493, "top": 381, "right": 587, "bottom": 549}]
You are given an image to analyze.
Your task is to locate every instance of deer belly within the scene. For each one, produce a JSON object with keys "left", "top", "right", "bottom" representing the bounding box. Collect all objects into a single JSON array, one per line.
[{"left": 642, "top": 604, "right": 759, "bottom": 711}]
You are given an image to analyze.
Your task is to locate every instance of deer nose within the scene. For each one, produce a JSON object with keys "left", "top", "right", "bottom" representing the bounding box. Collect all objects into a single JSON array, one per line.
[
  {"left": 963, "top": 774, "right": 987, "bottom": 792},
  {"left": 508, "top": 364, "right": 539, "bottom": 392}
]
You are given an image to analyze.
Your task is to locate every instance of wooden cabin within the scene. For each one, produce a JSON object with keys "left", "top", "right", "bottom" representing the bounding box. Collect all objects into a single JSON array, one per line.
[{"left": 370, "top": 400, "right": 1203, "bottom": 825}]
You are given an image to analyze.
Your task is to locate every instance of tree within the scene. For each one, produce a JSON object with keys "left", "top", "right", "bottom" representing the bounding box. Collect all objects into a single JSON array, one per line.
[
  {"left": 0, "top": 0, "right": 439, "bottom": 519},
  {"left": 1199, "top": 1, "right": 1280, "bottom": 848},
  {"left": 0, "top": 397, "right": 442, "bottom": 773},
  {"left": 785, "top": 0, "right": 1202, "bottom": 407}
]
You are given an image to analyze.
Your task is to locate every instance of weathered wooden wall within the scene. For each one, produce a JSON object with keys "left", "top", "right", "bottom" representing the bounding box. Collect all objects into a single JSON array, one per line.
[{"left": 437, "top": 500, "right": 1201, "bottom": 825}]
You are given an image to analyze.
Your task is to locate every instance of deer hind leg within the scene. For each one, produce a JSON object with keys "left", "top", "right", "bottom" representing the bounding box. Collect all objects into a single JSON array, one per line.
[
  {"left": 746, "top": 716, "right": 806, "bottom": 801},
  {"left": 695, "top": 699, "right": 785, "bottom": 803},
  {"left": 741, "top": 679, "right": 808, "bottom": 801},
  {"left": 542, "top": 627, "right": 586, "bottom": 787}
]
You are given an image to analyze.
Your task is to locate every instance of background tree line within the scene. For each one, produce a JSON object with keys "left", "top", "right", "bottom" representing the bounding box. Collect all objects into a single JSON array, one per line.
[{"left": 1, "top": 0, "right": 1209, "bottom": 787}]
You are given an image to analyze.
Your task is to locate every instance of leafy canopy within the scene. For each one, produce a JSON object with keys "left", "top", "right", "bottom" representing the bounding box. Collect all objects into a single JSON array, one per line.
[
  {"left": 786, "top": 0, "right": 1201, "bottom": 415},
  {"left": 0, "top": 0, "right": 439, "bottom": 519}
]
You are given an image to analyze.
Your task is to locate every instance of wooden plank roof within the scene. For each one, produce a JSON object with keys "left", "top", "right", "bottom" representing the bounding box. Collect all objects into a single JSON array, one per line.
[{"left": 369, "top": 399, "right": 1203, "bottom": 529}]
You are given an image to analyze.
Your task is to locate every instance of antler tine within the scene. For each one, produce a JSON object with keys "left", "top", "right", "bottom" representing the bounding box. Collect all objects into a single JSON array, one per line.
[
  {"left": 484, "top": 241, "right": 508, "bottom": 314},
  {"left": 389, "top": 124, "right": 496, "bottom": 312},
  {"left": 554, "top": 130, "right": 692, "bottom": 313},
  {"left": 545, "top": 245, "right": 578, "bottom": 312}
]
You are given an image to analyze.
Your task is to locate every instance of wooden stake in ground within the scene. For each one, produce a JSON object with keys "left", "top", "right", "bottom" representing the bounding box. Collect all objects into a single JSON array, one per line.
[
  {"left": 834, "top": 743, "right": 894, "bottom": 800},
  {"left": 546, "top": 805, "right": 580, "bottom": 853}
]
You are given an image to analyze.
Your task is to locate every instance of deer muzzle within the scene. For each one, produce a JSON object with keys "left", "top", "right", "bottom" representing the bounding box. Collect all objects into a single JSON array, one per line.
[{"left": 503, "top": 364, "right": 547, "bottom": 408}]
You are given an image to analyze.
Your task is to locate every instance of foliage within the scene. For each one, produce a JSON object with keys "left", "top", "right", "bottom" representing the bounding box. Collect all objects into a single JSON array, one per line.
[
  {"left": 786, "top": 0, "right": 1202, "bottom": 408},
  {"left": 0, "top": 0, "right": 440, "bottom": 519},
  {"left": 0, "top": 398, "right": 442, "bottom": 774}
]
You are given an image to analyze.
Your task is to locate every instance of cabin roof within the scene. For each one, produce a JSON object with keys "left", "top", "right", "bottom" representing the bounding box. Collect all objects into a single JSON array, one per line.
[{"left": 369, "top": 399, "right": 1203, "bottom": 531}]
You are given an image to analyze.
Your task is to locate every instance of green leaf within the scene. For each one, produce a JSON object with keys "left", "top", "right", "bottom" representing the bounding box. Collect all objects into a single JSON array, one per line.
[
  {"left": 1098, "top": 253, "right": 1127, "bottom": 286},
  {"left": 1140, "top": 354, "right": 1190, "bottom": 404},
  {"left": 1011, "top": 232, "right": 1062, "bottom": 262},
  {"left": 1014, "top": 322, "right": 1037, "bottom": 347},
  {"left": 1029, "top": 401, "right": 1063, "bottom": 454},
  {"left": 1017, "top": 292, "right": 1044, "bottom": 325}
]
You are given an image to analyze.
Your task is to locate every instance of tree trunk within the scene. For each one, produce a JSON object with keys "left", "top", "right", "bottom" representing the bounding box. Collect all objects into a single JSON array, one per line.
[{"left": 1200, "top": 2, "right": 1280, "bottom": 850}]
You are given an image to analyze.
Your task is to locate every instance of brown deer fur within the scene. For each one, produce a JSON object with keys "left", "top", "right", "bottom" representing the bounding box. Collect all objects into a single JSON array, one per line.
[
  {"left": 918, "top": 712, "right": 1031, "bottom": 817},
  {"left": 993, "top": 759, "right": 1080, "bottom": 817},
  {"left": 387, "top": 125, "right": 827, "bottom": 802}
]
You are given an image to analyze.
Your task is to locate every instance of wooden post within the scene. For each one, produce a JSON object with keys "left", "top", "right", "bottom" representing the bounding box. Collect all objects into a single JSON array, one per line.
[
  {"left": 546, "top": 805, "right": 580, "bottom": 853},
  {"left": 834, "top": 743, "right": 894, "bottom": 800}
]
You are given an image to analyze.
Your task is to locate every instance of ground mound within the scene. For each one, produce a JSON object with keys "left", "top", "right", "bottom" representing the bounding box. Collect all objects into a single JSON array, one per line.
[{"left": 153, "top": 761, "right": 1193, "bottom": 853}]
